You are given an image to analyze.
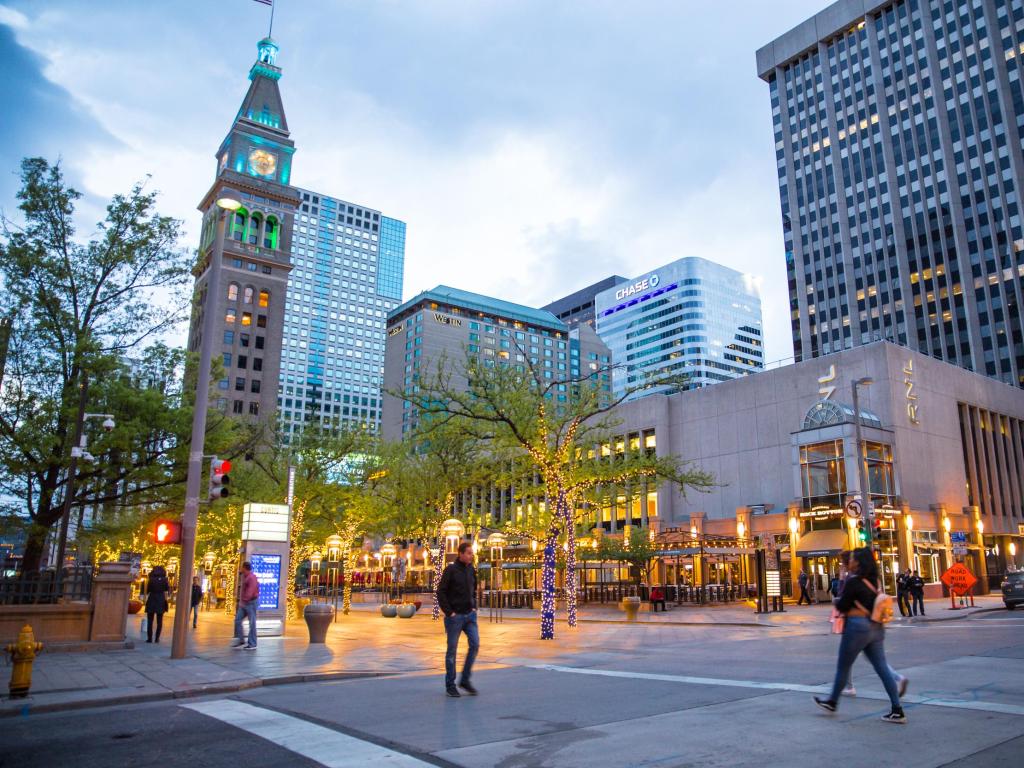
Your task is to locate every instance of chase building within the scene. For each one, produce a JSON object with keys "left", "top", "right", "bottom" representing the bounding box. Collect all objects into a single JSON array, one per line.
[{"left": 594, "top": 257, "right": 764, "bottom": 399}]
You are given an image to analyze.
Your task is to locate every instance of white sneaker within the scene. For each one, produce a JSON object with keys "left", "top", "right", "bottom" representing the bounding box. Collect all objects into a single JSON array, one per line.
[
  {"left": 896, "top": 674, "right": 908, "bottom": 697},
  {"left": 841, "top": 684, "right": 856, "bottom": 697}
]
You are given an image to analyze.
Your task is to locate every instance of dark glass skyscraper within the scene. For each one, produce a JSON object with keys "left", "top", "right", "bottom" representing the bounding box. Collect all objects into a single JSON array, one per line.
[{"left": 759, "top": 0, "right": 1024, "bottom": 387}]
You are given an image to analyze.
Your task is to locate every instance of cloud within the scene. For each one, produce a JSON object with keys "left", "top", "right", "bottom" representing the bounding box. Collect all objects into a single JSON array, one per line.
[
  {"left": 1, "top": 0, "right": 828, "bottom": 363},
  {"left": 0, "top": 19, "right": 117, "bottom": 215}
]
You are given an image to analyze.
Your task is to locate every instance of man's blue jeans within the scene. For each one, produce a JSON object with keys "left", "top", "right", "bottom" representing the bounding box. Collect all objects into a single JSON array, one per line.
[
  {"left": 444, "top": 611, "right": 479, "bottom": 688},
  {"left": 234, "top": 600, "right": 257, "bottom": 647},
  {"left": 828, "top": 616, "right": 899, "bottom": 707},
  {"left": 191, "top": 604, "right": 199, "bottom": 627}
]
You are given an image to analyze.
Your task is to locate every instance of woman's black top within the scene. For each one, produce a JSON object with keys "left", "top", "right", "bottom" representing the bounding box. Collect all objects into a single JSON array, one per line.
[{"left": 835, "top": 577, "right": 880, "bottom": 614}]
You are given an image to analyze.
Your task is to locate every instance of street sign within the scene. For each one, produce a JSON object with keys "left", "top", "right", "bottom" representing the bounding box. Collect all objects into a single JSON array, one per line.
[
  {"left": 844, "top": 499, "right": 862, "bottom": 518},
  {"left": 950, "top": 531, "right": 968, "bottom": 556},
  {"left": 941, "top": 563, "right": 977, "bottom": 596},
  {"left": 765, "top": 570, "right": 781, "bottom": 598}
]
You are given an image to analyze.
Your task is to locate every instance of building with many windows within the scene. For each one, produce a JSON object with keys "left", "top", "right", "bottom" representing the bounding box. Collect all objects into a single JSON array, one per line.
[
  {"left": 542, "top": 276, "right": 626, "bottom": 330},
  {"left": 381, "top": 286, "right": 611, "bottom": 440},
  {"left": 608, "top": 340, "right": 1024, "bottom": 596},
  {"left": 277, "top": 189, "right": 405, "bottom": 436},
  {"left": 187, "top": 37, "right": 298, "bottom": 425},
  {"left": 594, "top": 257, "right": 763, "bottom": 399},
  {"left": 758, "top": 0, "right": 1024, "bottom": 387}
]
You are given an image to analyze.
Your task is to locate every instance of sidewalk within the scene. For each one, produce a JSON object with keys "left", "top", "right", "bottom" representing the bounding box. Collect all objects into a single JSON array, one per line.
[{"left": 1, "top": 594, "right": 1005, "bottom": 717}]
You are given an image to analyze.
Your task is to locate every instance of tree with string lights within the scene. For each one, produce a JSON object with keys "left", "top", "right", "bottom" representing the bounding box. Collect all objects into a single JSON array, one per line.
[{"left": 396, "top": 350, "right": 713, "bottom": 639}]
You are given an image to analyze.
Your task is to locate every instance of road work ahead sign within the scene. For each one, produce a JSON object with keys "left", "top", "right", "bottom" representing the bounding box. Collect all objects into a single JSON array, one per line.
[{"left": 940, "top": 563, "right": 977, "bottom": 596}]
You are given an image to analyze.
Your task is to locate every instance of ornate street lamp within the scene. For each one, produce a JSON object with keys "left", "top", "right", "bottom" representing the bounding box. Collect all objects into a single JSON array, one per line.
[{"left": 440, "top": 518, "right": 465, "bottom": 553}]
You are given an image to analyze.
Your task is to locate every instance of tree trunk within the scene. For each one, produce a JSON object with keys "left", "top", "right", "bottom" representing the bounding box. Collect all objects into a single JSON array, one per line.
[
  {"left": 540, "top": 526, "right": 559, "bottom": 640},
  {"left": 21, "top": 525, "right": 50, "bottom": 572},
  {"left": 560, "top": 488, "right": 578, "bottom": 628},
  {"left": 431, "top": 544, "right": 445, "bottom": 620}
]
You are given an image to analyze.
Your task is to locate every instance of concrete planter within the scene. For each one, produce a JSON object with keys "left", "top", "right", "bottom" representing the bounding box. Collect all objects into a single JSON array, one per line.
[
  {"left": 303, "top": 603, "right": 335, "bottom": 643},
  {"left": 380, "top": 604, "right": 398, "bottom": 618},
  {"left": 396, "top": 604, "right": 416, "bottom": 618},
  {"left": 621, "top": 596, "right": 641, "bottom": 622}
]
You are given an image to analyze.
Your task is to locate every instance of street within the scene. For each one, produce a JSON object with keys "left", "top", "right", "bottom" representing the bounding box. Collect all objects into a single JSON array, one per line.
[{"left": 3, "top": 604, "right": 1023, "bottom": 768}]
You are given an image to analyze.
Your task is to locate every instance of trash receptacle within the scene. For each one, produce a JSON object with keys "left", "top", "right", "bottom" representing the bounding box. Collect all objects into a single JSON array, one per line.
[
  {"left": 304, "top": 602, "right": 335, "bottom": 643},
  {"left": 621, "top": 596, "right": 641, "bottom": 622}
]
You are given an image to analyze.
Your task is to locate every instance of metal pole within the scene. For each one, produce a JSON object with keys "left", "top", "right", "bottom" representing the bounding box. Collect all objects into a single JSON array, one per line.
[
  {"left": 171, "top": 209, "right": 229, "bottom": 659},
  {"left": 55, "top": 376, "right": 90, "bottom": 575},
  {"left": 851, "top": 380, "right": 873, "bottom": 544}
]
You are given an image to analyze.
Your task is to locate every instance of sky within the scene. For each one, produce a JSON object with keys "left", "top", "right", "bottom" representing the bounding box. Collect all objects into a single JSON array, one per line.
[{"left": 0, "top": 0, "right": 827, "bottom": 365}]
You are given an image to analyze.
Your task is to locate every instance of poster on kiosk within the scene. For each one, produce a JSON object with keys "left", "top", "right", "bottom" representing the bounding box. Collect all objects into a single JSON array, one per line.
[{"left": 241, "top": 503, "right": 292, "bottom": 636}]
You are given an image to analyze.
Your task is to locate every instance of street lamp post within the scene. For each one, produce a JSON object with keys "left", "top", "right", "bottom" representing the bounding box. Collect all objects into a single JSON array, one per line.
[
  {"left": 851, "top": 377, "right": 875, "bottom": 544},
  {"left": 54, "top": 381, "right": 116, "bottom": 576},
  {"left": 170, "top": 197, "right": 240, "bottom": 660}
]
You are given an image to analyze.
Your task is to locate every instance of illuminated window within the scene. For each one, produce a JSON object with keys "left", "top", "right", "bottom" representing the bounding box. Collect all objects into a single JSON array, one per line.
[
  {"left": 259, "top": 290, "right": 270, "bottom": 308},
  {"left": 241, "top": 312, "right": 252, "bottom": 326},
  {"left": 225, "top": 309, "right": 236, "bottom": 324},
  {"left": 231, "top": 208, "right": 249, "bottom": 241}
]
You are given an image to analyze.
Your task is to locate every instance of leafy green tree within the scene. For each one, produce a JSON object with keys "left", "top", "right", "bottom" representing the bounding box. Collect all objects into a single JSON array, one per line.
[
  {"left": 0, "top": 158, "right": 197, "bottom": 570},
  {"left": 581, "top": 527, "right": 660, "bottom": 585},
  {"left": 398, "top": 351, "right": 713, "bottom": 639}
]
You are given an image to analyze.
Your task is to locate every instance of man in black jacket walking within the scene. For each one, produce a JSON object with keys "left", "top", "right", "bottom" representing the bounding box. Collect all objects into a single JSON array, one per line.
[{"left": 437, "top": 541, "right": 479, "bottom": 697}]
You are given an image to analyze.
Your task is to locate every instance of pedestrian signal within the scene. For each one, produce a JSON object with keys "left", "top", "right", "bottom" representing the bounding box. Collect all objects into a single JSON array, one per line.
[
  {"left": 208, "top": 457, "right": 231, "bottom": 501},
  {"left": 153, "top": 519, "right": 182, "bottom": 545}
]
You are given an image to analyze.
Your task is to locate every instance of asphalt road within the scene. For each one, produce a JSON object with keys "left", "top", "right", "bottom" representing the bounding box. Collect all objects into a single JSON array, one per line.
[{"left": 4, "top": 609, "right": 1024, "bottom": 768}]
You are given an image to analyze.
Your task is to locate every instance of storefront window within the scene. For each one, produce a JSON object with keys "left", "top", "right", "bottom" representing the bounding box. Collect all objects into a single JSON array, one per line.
[{"left": 800, "top": 439, "right": 846, "bottom": 509}]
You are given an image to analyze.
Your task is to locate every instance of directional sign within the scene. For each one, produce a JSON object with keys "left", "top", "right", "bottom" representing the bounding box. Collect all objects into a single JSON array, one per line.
[
  {"left": 844, "top": 499, "right": 862, "bottom": 518},
  {"left": 941, "top": 563, "right": 977, "bottom": 596},
  {"left": 950, "top": 531, "right": 968, "bottom": 556}
]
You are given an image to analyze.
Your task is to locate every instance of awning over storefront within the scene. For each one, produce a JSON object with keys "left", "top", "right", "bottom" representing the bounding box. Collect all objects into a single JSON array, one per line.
[{"left": 796, "top": 529, "right": 848, "bottom": 557}]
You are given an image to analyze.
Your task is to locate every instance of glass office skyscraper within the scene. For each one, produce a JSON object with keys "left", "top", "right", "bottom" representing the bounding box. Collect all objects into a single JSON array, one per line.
[
  {"left": 278, "top": 189, "right": 405, "bottom": 435},
  {"left": 759, "top": 0, "right": 1024, "bottom": 387},
  {"left": 594, "top": 257, "right": 763, "bottom": 399}
]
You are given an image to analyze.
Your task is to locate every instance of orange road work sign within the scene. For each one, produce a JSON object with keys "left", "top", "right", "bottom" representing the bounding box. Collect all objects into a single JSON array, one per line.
[{"left": 940, "top": 563, "right": 977, "bottom": 596}]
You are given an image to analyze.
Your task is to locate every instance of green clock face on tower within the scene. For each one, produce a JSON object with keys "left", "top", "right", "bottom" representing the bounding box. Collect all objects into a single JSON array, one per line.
[{"left": 247, "top": 149, "right": 277, "bottom": 178}]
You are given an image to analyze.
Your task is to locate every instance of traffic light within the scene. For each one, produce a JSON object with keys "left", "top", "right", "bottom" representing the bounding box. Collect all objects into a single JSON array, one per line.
[
  {"left": 208, "top": 457, "right": 231, "bottom": 501},
  {"left": 153, "top": 519, "right": 182, "bottom": 545},
  {"left": 856, "top": 519, "right": 867, "bottom": 545},
  {"left": 873, "top": 517, "right": 884, "bottom": 537}
]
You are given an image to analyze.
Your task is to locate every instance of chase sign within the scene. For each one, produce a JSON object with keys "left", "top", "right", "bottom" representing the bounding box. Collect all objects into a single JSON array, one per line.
[{"left": 615, "top": 274, "right": 660, "bottom": 301}]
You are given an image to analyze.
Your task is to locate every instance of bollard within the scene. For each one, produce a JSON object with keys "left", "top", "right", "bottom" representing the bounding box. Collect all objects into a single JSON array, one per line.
[{"left": 6, "top": 624, "right": 43, "bottom": 699}]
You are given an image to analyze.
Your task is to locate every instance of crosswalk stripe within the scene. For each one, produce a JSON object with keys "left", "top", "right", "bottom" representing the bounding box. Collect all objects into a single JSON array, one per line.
[
  {"left": 529, "top": 664, "right": 1024, "bottom": 717},
  {"left": 183, "top": 699, "right": 435, "bottom": 767}
]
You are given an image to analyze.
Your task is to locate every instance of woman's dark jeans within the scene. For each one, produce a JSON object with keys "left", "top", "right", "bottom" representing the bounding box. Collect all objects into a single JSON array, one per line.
[{"left": 828, "top": 616, "right": 900, "bottom": 707}]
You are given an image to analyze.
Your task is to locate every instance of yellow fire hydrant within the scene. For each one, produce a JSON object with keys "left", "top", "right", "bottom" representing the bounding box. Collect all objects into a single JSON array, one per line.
[{"left": 6, "top": 624, "right": 43, "bottom": 699}]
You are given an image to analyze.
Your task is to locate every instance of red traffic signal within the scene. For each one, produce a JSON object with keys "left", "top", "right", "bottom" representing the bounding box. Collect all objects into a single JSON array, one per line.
[
  {"left": 208, "top": 456, "right": 232, "bottom": 501},
  {"left": 153, "top": 519, "right": 182, "bottom": 545}
]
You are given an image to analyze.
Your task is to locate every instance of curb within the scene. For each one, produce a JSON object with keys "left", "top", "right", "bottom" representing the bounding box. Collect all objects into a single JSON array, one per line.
[{"left": 0, "top": 670, "right": 393, "bottom": 718}]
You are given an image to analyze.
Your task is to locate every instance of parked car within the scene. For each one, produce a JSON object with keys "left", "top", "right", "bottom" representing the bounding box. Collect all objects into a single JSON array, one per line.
[{"left": 1001, "top": 571, "right": 1024, "bottom": 609}]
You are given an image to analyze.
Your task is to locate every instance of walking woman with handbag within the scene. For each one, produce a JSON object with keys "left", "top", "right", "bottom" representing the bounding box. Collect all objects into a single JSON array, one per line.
[
  {"left": 144, "top": 565, "right": 172, "bottom": 643},
  {"left": 815, "top": 547, "right": 907, "bottom": 724}
]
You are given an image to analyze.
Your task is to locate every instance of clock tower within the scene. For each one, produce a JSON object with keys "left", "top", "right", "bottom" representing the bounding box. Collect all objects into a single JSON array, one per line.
[{"left": 188, "top": 37, "right": 299, "bottom": 427}]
